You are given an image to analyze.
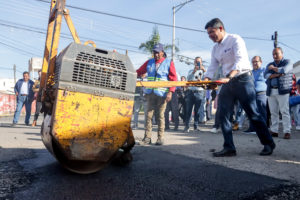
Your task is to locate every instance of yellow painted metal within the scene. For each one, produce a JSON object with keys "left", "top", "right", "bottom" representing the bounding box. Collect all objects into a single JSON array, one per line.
[
  {"left": 63, "top": 8, "right": 81, "bottom": 44},
  {"left": 48, "top": 0, "right": 64, "bottom": 77},
  {"left": 52, "top": 89, "right": 134, "bottom": 162},
  {"left": 40, "top": 0, "right": 56, "bottom": 98},
  {"left": 84, "top": 40, "right": 97, "bottom": 48},
  {"left": 136, "top": 80, "right": 226, "bottom": 88}
]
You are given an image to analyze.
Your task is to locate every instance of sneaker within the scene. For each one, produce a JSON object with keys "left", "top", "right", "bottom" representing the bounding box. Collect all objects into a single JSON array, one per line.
[
  {"left": 296, "top": 126, "right": 300, "bottom": 130},
  {"left": 184, "top": 127, "right": 190, "bottom": 133},
  {"left": 259, "top": 142, "right": 276, "bottom": 156},
  {"left": 11, "top": 123, "right": 17, "bottom": 127},
  {"left": 141, "top": 137, "right": 151, "bottom": 145},
  {"left": 155, "top": 138, "right": 164, "bottom": 145},
  {"left": 210, "top": 127, "right": 219, "bottom": 133}
]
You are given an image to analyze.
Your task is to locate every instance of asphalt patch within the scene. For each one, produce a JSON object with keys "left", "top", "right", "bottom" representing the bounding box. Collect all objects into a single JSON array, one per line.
[
  {"left": 0, "top": 161, "right": 33, "bottom": 200},
  {"left": 12, "top": 146, "right": 300, "bottom": 200}
]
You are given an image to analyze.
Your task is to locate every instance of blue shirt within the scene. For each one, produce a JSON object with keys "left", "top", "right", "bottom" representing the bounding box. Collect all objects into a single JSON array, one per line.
[{"left": 252, "top": 67, "right": 267, "bottom": 92}]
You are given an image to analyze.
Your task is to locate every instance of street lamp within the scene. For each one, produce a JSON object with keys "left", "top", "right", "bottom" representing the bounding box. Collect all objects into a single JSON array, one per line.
[{"left": 172, "top": 0, "right": 194, "bottom": 61}]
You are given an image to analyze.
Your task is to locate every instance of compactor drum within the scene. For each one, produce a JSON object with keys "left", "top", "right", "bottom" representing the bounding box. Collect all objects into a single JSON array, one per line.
[{"left": 41, "top": 43, "right": 136, "bottom": 173}]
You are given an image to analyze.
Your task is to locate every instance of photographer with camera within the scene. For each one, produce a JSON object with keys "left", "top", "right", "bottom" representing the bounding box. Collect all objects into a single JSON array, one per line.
[{"left": 183, "top": 57, "right": 206, "bottom": 133}]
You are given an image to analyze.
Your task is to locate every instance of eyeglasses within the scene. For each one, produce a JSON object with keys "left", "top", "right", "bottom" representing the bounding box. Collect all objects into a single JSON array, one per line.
[{"left": 252, "top": 61, "right": 260, "bottom": 63}]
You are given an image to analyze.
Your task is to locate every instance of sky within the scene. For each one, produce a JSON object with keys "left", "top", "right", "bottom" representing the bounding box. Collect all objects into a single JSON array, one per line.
[{"left": 0, "top": 0, "right": 299, "bottom": 80}]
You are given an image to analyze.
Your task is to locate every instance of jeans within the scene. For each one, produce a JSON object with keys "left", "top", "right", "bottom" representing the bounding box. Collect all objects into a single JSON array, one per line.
[
  {"left": 290, "top": 104, "right": 300, "bottom": 126},
  {"left": 218, "top": 73, "right": 274, "bottom": 150},
  {"left": 199, "top": 92, "right": 207, "bottom": 122},
  {"left": 248, "top": 93, "right": 267, "bottom": 131},
  {"left": 13, "top": 95, "right": 32, "bottom": 124},
  {"left": 164, "top": 92, "right": 179, "bottom": 129},
  {"left": 206, "top": 99, "right": 212, "bottom": 121},
  {"left": 177, "top": 90, "right": 186, "bottom": 123},
  {"left": 34, "top": 101, "right": 43, "bottom": 121},
  {"left": 184, "top": 90, "right": 205, "bottom": 129},
  {"left": 234, "top": 101, "right": 245, "bottom": 125}
]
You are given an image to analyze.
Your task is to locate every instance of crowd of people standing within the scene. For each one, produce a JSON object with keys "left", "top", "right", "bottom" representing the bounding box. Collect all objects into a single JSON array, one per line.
[{"left": 134, "top": 18, "right": 299, "bottom": 157}]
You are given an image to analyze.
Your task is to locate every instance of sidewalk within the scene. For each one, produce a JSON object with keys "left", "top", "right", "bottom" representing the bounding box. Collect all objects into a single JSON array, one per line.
[{"left": 0, "top": 115, "right": 43, "bottom": 126}]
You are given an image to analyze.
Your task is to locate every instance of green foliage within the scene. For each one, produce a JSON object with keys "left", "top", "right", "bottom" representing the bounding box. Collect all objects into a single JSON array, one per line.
[{"left": 139, "top": 26, "right": 179, "bottom": 55}]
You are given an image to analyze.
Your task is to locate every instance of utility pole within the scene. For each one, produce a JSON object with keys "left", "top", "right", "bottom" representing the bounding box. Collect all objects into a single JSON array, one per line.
[
  {"left": 271, "top": 31, "right": 278, "bottom": 48},
  {"left": 172, "top": 0, "right": 194, "bottom": 61},
  {"left": 13, "top": 64, "right": 16, "bottom": 85},
  {"left": 172, "top": 6, "right": 175, "bottom": 61}
]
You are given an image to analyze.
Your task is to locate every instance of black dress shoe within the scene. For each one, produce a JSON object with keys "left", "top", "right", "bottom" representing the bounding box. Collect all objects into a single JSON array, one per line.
[
  {"left": 213, "top": 149, "right": 237, "bottom": 157},
  {"left": 259, "top": 143, "right": 276, "bottom": 156}
]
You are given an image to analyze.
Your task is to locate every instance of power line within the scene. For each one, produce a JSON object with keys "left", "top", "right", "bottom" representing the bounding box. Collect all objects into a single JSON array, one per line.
[
  {"left": 0, "top": 67, "right": 24, "bottom": 74},
  {"left": 0, "top": 41, "right": 39, "bottom": 57},
  {"left": 242, "top": 36, "right": 270, "bottom": 41},
  {"left": 32, "top": 0, "right": 282, "bottom": 44},
  {"left": 8, "top": 0, "right": 300, "bottom": 52},
  {"left": 0, "top": 1, "right": 150, "bottom": 43},
  {"left": 280, "top": 33, "right": 300, "bottom": 37},
  {"left": 278, "top": 41, "right": 300, "bottom": 54},
  {"left": 0, "top": 33, "right": 42, "bottom": 55},
  {"left": 0, "top": 20, "right": 148, "bottom": 53},
  {"left": 34, "top": 0, "right": 206, "bottom": 33}
]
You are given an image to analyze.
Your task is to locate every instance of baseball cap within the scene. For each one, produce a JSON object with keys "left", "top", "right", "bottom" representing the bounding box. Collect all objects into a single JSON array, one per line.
[{"left": 152, "top": 43, "right": 164, "bottom": 53}]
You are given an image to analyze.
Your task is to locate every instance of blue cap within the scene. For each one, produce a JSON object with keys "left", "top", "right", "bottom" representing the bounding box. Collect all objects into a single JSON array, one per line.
[
  {"left": 152, "top": 43, "right": 164, "bottom": 53},
  {"left": 297, "top": 79, "right": 300, "bottom": 85}
]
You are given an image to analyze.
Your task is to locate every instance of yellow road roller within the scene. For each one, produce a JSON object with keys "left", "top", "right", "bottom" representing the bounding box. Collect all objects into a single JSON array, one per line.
[{"left": 39, "top": 0, "right": 136, "bottom": 174}]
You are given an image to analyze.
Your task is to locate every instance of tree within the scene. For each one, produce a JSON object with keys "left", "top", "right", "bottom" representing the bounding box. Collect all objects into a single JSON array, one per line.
[{"left": 139, "top": 26, "right": 179, "bottom": 56}]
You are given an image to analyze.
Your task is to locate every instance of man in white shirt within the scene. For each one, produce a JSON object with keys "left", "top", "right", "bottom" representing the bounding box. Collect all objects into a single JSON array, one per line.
[{"left": 204, "top": 18, "right": 275, "bottom": 157}]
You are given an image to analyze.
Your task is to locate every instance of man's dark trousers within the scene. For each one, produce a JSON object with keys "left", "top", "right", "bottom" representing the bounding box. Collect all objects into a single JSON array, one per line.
[
  {"left": 218, "top": 73, "right": 274, "bottom": 150},
  {"left": 165, "top": 92, "right": 179, "bottom": 129},
  {"left": 248, "top": 93, "right": 267, "bottom": 131}
]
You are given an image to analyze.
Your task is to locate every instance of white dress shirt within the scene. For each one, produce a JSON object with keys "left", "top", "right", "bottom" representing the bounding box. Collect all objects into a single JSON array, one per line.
[
  {"left": 20, "top": 81, "right": 29, "bottom": 95},
  {"left": 205, "top": 33, "right": 251, "bottom": 79}
]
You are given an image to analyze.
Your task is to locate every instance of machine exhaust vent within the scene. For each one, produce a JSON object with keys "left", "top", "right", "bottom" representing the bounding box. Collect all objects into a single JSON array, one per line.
[{"left": 72, "top": 52, "right": 127, "bottom": 90}]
